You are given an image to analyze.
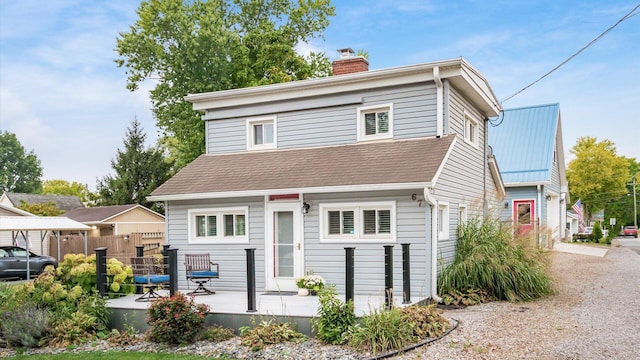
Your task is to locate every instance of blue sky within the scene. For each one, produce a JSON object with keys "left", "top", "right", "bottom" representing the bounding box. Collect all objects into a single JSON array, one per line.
[{"left": 1, "top": 0, "right": 638, "bottom": 190}]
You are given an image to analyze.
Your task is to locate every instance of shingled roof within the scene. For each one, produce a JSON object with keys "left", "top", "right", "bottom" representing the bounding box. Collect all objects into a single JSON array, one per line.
[
  {"left": 3, "top": 192, "right": 84, "bottom": 212},
  {"left": 63, "top": 204, "right": 140, "bottom": 223},
  {"left": 149, "top": 135, "right": 456, "bottom": 200}
]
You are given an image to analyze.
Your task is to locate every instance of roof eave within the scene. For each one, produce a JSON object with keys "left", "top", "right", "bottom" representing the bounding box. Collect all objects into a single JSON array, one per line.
[
  {"left": 186, "top": 58, "right": 502, "bottom": 117},
  {"left": 148, "top": 182, "right": 432, "bottom": 202}
]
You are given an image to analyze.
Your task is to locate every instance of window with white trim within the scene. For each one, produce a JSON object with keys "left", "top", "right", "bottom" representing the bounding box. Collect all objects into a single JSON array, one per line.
[
  {"left": 458, "top": 204, "right": 467, "bottom": 225},
  {"left": 464, "top": 111, "right": 479, "bottom": 146},
  {"left": 438, "top": 202, "right": 450, "bottom": 240},
  {"left": 247, "top": 117, "right": 276, "bottom": 150},
  {"left": 189, "top": 207, "right": 248, "bottom": 244},
  {"left": 357, "top": 104, "right": 393, "bottom": 141},
  {"left": 320, "top": 201, "right": 396, "bottom": 242}
]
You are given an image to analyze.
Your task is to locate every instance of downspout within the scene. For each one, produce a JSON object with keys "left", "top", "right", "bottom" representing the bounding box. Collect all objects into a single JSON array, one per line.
[
  {"left": 424, "top": 187, "right": 442, "bottom": 302},
  {"left": 483, "top": 117, "right": 488, "bottom": 218},
  {"left": 537, "top": 185, "right": 542, "bottom": 247},
  {"left": 434, "top": 66, "right": 443, "bottom": 138}
]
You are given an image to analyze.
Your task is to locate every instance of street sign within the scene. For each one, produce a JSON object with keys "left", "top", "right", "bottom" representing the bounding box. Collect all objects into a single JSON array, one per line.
[{"left": 610, "top": 218, "right": 616, "bottom": 226}]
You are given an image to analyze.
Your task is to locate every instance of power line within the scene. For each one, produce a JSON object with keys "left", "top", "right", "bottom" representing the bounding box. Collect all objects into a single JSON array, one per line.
[{"left": 501, "top": 3, "right": 640, "bottom": 103}]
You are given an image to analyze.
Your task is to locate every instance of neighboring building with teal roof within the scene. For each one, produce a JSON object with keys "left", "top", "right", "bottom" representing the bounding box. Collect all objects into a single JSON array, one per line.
[{"left": 490, "top": 103, "right": 569, "bottom": 245}]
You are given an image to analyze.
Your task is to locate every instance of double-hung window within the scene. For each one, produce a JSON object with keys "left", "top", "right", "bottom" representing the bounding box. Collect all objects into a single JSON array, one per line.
[
  {"left": 463, "top": 110, "right": 479, "bottom": 147},
  {"left": 321, "top": 201, "right": 396, "bottom": 242},
  {"left": 357, "top": 104, "right": 393, "bottom": 141},
  {"left": 247, "top": 116, "right": 276, "bottom": 150},
  {"left": 189, "top": 207, "right": 248, "bottom": 244}
]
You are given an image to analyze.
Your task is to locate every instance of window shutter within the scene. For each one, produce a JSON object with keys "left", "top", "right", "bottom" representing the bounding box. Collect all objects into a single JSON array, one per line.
[
  {"left": 196, "top": 215, "right": 206, "bottom": 237},
  {"left": 365, "top": 113, "right": 377, "bottom": 135},
  {"left": 378, "top": 112, "right": 389, "bottom": 133},
  {"left": 235, "top": 214, "right": 246, "bottom": 236},
  {"left": 224, "top": 214, "right": 234, "bottom": 236},
  {"left": 207, "top": 215, "right": 217, "bottom": 236},
  {"left": 363, "top": 210, "right": 376, "bottom": 234},
  {"left": 328, "top": 211, "right": 340, "bottom": 234},
  {"left": 343, "top": 211, "right": 355, "bottom": 234},
  {"left": 378, "top": 210, "right": 391, "bottom": 233}
]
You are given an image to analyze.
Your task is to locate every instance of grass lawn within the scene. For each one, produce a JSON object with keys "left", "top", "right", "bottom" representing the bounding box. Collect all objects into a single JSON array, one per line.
[{"left": 9, "top": 352, "right": 222, "bottom": 360}]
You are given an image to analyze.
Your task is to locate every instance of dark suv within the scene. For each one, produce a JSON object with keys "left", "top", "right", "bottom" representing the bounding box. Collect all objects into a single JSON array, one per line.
[{"left": 0, "top": 246, "right": 58, "bottom": 279}]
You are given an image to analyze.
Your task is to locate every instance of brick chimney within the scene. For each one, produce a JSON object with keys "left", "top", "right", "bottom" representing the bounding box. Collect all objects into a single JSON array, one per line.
[{"left": 331, "top": 48, "right": 369, "bottom": 75}]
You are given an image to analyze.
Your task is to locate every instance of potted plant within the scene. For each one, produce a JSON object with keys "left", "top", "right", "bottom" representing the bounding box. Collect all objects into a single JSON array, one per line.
[{"left": 296, "top": 274, "right": 325, "bottom": 295}]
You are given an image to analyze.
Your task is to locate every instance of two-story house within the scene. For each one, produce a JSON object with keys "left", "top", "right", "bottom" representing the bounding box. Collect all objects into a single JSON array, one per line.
[{"left": 148, "top": 50, "right": 504, "bottom": 301}]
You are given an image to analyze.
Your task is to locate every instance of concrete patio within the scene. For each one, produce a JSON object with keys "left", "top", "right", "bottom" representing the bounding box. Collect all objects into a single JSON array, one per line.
[{"left": 107, "top": 289, "right": 428, "bottom": 336}]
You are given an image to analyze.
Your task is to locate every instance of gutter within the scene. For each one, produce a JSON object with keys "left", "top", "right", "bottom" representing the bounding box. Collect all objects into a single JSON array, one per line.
[{"left": 423, "top": 187, "right": 442, "bottom": 302}]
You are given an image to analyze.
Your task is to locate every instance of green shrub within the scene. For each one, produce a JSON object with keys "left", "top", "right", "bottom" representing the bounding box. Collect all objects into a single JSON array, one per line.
[
  {"left": 590, "top": 222, "right": 603, "bottom": 242},
  {"left": 1, "top": 303, "right": 50, "bottom": 348},
  {"left": 438, "top": 218, "right": 554, "bottom": 302},
  {"left": 45, "top": 311, "right": 100, "bottom": 347},
  {"left": 240, "top": 319, "right": 307, "bottom": 351},
  {"left": 312, "top": 285, "right": 355, "bottom": 345},
  {"left": 347, "top": 307, "right": 414, "bottom": 354},
  {"left": 146, "top": 292, "right": 209, "bottom": 345},
  {"left": 57, "top": 253, "right": 134, "bottom": 296},
  {"left": 200, "top": 324, "right": 235, "bottom": 342}
]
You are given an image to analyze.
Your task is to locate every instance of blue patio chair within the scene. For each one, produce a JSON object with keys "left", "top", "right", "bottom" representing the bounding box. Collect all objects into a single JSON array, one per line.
[
  {"left": 184, "top": 253, "right": 219, "bottom": 295},
  {"left": 130, "top": 256, "right": 169, "bottom": 302}
]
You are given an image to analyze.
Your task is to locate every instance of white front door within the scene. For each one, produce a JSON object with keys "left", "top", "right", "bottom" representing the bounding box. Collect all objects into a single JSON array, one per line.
[{"left": 265, "top": 201, "right": 303, "bottom": 291}]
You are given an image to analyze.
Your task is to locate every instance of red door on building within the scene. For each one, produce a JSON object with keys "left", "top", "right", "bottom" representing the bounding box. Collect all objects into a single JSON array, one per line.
[{"left": 513, "top": 200, "right": 535, "bottom": 235}]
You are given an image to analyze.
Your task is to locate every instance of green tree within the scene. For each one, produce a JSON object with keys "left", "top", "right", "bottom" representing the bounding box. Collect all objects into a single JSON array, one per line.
[
  {"left": 96, "top": 119, "right": 173, "bottom": 213},
  {"left": 115, "top": 0, "right": 335, "bottom": 169},
  {"left": 566, "top": 137, "right": 629, "bottom": 218},
  {"left": 604, "top": 158, "right": 639, "bottom": 227},
  {"left": 42, "top": 179, "right": 90, "bottom": 203},
  {"left": 17, "top": 201, "right": 64, "bottom": 216},
  {"left": 0, "top": 131, "right": 43, "bottom": 193}
]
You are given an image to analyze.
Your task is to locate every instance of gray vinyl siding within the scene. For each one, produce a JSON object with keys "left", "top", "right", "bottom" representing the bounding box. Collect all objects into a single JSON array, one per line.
[
  {"left": 165, "top": 197, "right": 265, "bottom": 292},
  {"left": 303, "top": 190, "right": 430, "bottom": 297},
  {"left": 433, "top": 86, "right": 490, "bottom": 266},
  {"left": 164, "top": 190, "right": 431, "bottom": 296},
  {"left": 500, "top": 186, "right": 538, "bottom": 224},
  {"left": 206, "top": 83, "right": 438, "bottom": 154}
]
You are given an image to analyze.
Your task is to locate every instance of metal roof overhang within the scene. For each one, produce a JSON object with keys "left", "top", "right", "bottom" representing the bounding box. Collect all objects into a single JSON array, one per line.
[{"left": 0, "top": 216, "right": 91, "bottom": 231}]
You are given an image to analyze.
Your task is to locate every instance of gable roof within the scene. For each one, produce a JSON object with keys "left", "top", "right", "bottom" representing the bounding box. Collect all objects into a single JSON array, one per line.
[
  {"left": 64, "top": 204, "right": 164, "bottom": 224},
  {"left": 489, "top": 103, "right": 561, "bottom": 185},
  {"left": 1, "top": 192, "right": 84, "bottom": 212},
  {"left": 149, "top": 136, "right": 456, "bottom": 201},
  {"left": 0, "top": 203, "right": 35, "bottom": 217}
]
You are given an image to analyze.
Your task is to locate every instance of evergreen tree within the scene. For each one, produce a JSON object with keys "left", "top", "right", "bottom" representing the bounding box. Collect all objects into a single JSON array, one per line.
[{"left": 96, "top": 119, "right": 173, "bottom": 213}]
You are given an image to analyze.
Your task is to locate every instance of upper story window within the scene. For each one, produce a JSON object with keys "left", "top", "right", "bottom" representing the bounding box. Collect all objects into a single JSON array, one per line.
[
  {"left": 320, "top": 201, "right": 396, "bottom": 243},
  {"left": 463, "top": 110, "right": 479, "bottom": 147},
  {"left": 247, "top": 116, "right": 276, "bottom": 150},
  {"left": 189, "top": 207, "right": 248, "bottom": 244},
  {"left": 357, "top": 104, "right": 393, "bottom": 142}
]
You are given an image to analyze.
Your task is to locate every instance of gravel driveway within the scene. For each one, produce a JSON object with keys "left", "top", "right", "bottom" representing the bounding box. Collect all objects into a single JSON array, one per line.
[{"left": 397, "top": 244, "right": 640, "bottom": 359}]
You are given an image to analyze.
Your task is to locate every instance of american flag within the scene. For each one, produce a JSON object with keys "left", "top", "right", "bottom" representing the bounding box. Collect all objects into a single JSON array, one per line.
[
  {"left": 572, "top": 199, "right": 583, "bottom": 219},
  {"left": 572, "top": 199, "right": 586, "bottom": 232}
]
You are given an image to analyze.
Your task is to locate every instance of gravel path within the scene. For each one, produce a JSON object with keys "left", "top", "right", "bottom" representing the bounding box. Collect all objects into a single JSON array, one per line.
[
  {"left": 2, "top": 244, "right": 639, "bottom": 359},
  {"left": 396, "top": 245, "right": 640, "bottom": 359}
]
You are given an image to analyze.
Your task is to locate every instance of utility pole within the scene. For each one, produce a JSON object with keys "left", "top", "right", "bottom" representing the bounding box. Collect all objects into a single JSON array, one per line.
[{"left": 633, "top": 177, "right": 637, "bottom": 227}]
